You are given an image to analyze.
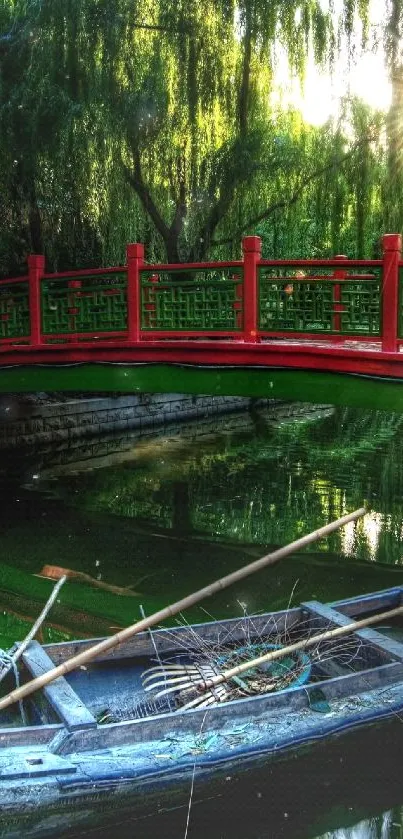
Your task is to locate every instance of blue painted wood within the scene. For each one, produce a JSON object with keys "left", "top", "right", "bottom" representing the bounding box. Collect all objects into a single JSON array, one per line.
[
  {"left": 48, "top": 660, "right": 403, "bottom": 758},
  {"left": 22, "top": 641, "right": 96, "bottom": 731},
  {"left": 0, "top": 750, "right": 78, "bottom": 780},
  {"left": 332, "top": 586, "right": 403, "bottom": 616}
]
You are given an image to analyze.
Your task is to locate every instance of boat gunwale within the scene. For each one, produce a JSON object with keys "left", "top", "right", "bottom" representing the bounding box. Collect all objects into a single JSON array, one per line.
[
  {"left": 41, "top": 585, "right": 403, "bottom": 666},
  {"left": 42, "top": 606, "right": 304, "bottom": 664}
]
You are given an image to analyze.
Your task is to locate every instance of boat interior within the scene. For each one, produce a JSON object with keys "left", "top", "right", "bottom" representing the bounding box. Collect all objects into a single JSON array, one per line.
[{"left": 1, "top": 585, "right": 403, "bottom": 739}]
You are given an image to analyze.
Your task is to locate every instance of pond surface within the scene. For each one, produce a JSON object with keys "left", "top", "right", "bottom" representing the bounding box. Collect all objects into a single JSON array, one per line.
[{"left": 2, "top": 399, "right": 403, "bottom": 837}]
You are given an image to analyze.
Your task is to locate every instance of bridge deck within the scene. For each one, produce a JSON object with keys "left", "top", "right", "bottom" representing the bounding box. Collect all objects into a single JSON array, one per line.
[{"left": 267, "top": 338, "right": 403, "bottom": 352}]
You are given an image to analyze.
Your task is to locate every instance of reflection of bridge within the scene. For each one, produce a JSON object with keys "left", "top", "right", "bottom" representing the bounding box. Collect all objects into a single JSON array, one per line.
[{"left": 1, "top": 233, "right": 403, "bottom": 407}]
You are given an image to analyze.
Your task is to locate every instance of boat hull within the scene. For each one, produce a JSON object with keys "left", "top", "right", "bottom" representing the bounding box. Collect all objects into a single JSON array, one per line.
[{"left": 2, "top": 585, "right": 403, "bottom": 837}]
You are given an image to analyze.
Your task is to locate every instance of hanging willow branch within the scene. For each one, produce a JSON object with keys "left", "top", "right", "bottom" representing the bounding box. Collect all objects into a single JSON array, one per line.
[{"left": 211, "top": 131, "right": 379, "bottom": 248}]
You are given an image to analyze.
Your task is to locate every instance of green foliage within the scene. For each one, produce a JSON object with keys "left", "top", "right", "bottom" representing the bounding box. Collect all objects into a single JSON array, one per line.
[
  {"left": 0, "top": 0, "right": 395, "bottom": 275},
  {"left": 257, "top": 101, "right": 385, "bottom": 259}
]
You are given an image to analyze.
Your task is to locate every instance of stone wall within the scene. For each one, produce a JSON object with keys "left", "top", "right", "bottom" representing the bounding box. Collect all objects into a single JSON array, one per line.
[
  {"left": 35, "top": 403, "right": 333, "bottom": 475},
  {"left": 0, "top": 394, "right": 267, "bottom": 449}
]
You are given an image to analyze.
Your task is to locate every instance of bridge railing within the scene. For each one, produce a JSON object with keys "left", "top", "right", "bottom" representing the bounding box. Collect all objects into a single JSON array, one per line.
[
  {"left": 0, "top": 275, "right": 30, "bottom": 344},
  {"left": 40, "top": 266, "right": 128, "bottom": 342},
  {"left": 0, "top": 233, "right": 402, "bottom": 351},
  {"left": 139, "top": 263, "right": 244, "bottom": 337},
  {"left": 258, "top": 263, "right": 382, "bottom": 338}
]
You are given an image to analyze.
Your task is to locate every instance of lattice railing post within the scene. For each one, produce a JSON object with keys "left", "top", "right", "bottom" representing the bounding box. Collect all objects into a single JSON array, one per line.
[
  {"left": 242, "top": 235, "right": 261, "bottom": 342},
  {"left": 126, "top": 243, "right": 144, "bottom": 341},
  {"left": 382, "top": 233, "right": 402, "bottom": 352},
  {"left": 27, "top": 254, "right": 45, "bottom": 346}
]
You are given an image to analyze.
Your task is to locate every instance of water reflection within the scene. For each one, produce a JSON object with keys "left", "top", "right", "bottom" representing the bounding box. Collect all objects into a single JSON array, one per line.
[
  {"left": 40, "top": 404, "right": 403, "bottom": 564},
  {"left": 3, "top": 403, "right": 403, "bottom": 626}
]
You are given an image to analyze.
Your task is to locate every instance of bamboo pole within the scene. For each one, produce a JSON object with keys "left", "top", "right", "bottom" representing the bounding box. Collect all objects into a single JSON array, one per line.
[
  {"left": 0, "top": 507, "right": 365, "bottom": 712},
  {"left": 182, "top": 603, "right": 403, "bottom": 695}
]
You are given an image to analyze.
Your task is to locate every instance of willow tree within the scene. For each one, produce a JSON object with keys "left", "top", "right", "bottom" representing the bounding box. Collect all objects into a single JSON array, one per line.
[
  {"left": 382, "top": 0, "right": 403, "bottom": 234},
  {"left": 0, "top": 0, "right": 373, "bottom": 270}
]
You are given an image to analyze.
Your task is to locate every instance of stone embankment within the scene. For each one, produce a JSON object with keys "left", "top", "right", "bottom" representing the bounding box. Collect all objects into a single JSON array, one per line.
[
  {"left": 0, "top": 393, "right": 269, "bottom": 449},
  {"left": 35, "top": 403, "right": 334, "bottom": 476}
]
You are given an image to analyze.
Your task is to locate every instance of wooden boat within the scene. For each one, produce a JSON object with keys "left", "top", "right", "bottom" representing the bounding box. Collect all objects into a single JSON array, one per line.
[{"left": 2, "top": 584, "right": 403, "bottom": 838}]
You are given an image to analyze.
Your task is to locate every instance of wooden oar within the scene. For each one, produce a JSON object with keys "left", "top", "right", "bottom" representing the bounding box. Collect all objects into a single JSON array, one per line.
[
  {"left": 0, "top": 507, "right": 365, "bottom": 712},
  {"left": 160, "top": 602, "right": 403, "bottom": 708}
]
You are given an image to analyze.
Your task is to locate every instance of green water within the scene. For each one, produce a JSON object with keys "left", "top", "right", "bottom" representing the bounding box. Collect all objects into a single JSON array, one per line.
[{"left": 2, "top": 400, "right": 403, "bottom": 837}]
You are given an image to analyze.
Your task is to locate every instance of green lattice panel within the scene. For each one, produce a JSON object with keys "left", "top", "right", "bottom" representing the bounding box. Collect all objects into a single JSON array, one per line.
[
  {"left": 339, "top": 280, "right": 381, "bottom": 335},
  {"left": 259, "top": 267, "right": 381, "bottom": 335},
  {"left": 42, "top": 273, "right": 127, "bottom": 336},
  {"left": 140, "top": 268, "right": 243, "bottom": 331},
  {"left": 259, "top": 268, "right": 334, "bottom": 332},
  {"left": 0, "top": 281, "right": 30, "bottom": 340}
]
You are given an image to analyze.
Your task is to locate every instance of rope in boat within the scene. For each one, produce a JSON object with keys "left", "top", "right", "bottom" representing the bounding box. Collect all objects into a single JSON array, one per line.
[{"left": 0, "top": 648, "right": 26, "bottom": 724}]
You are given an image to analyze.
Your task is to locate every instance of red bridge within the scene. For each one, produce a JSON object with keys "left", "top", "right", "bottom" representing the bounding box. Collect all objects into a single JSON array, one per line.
[{"left": 1, "top": 233, "right": 403, "bottom": 409}]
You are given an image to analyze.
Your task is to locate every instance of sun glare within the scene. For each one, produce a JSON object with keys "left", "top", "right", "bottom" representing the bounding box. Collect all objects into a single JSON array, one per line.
[
  {"left": 273, "top": 0, "right": 392, "bottom": 127},
  {"left": 295, "top": 52, "right": 392, "bottom": 127}
]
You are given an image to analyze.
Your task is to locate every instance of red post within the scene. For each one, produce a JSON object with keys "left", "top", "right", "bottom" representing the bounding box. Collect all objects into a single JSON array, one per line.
[
  {"left": 242, "top": 235, "right": 261, "bottom": 343},
  {"left": 382, "top": 233, "right": 402, "bottom": 352},
  {"left": 332, "top": 254, "right": 348, "bottom": 337},
  {"left": 27, "top": 254, "right": 45, "bottom": 346},
  {"left": 126, "top": 243, "right": 144, "bottom": 342}
]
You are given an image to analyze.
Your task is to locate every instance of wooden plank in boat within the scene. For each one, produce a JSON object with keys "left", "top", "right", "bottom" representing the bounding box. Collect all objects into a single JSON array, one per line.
[
  {"left": 302, "top": 601, "right": 403, "bottom": 663},
  {"left": 43, "top": 589, "right": 403, "bottom": 669},
  {"left": 0, "top": 750, "right": 78, "bottom": 780},
  {"left": 22, "top": 642, "right": 96, "bottom": 731},
  {"left": 0, "top": 725, "right": 62, "bottom": 748},
  {"left": 333, "top": 587, "right": 403, "bottom": 618}
]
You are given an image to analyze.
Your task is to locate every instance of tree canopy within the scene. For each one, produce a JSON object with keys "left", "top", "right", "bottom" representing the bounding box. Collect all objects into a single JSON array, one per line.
[{"left": 0, "top": 0, "right": 398, "bottom": 273}]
